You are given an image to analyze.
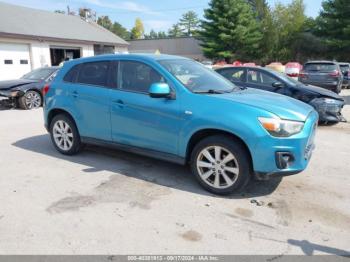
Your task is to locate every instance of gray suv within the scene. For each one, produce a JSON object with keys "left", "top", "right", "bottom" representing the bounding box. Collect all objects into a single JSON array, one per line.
[{"left": 299, "top": 61, "right": 343, "bottom": 94}]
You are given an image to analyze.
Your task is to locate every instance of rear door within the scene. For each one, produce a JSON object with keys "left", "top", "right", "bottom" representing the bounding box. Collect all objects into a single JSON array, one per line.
[
  {"left": 109, "top": 60, "right": 182, "bottom": 155},
  {"left": 72, "top": 61, "right": 112, "bottom": 141}
]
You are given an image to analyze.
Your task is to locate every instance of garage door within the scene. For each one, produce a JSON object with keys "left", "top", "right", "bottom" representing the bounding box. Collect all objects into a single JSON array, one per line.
[{"left": 0, "top": 43, "right": 31, "bottom": 81}]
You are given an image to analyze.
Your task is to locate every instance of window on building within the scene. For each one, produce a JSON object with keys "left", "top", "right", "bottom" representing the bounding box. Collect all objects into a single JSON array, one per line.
[
  {"left": 20, "top": 60, "right": 29, "bottom": 64},
  {"left": 94, "top": 45, "right": 115, "bottom": 55},
  {"left": 4, "top": 60, "right": 13, "bottom": 64}
]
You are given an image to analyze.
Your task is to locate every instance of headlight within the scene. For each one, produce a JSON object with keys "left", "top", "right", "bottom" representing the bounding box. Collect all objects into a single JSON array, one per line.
[
  {"left": 258, "top": 117, "right": 304, "bottom": 137},
  {"left": 10, "top": 91, "right": 20, "bottom": 97},
  {"left": 318, "top": 98, "right": 338, "bottom": 104}
]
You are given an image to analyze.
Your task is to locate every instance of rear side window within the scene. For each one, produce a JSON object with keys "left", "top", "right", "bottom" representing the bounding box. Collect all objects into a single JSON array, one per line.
[
  {"left": 77, "top": 61, "right": 109, "bottom": 86},
  {"left": 304, "top": 63, "right": 337, "bottom": 72},
  {"left": 63, "top": 65, "right": 80, "bottom": 83},
  {"left": 219, "top": 68, "right": 246, "bottom": 82}
]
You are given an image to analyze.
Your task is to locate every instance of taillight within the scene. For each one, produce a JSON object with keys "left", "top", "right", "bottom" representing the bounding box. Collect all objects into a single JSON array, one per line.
[
  {"left": 287, "top": 73, "right": 299, "bottom": 77},
  {"left": 42, "top": 84, "right": 50, "bottom": 96},
  {"left": 299, "top": 71, "right": 307, "bottom": 78},
  {"left": 329, "top": 70, "right": 340, "bottom": 77}
]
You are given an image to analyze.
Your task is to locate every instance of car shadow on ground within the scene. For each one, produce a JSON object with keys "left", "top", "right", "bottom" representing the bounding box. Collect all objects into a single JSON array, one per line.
[
  {"left": 12, "top": 134, "right": 283, "bottom": 199},
  {"left": 288, "top": 239, "right": 350, "bottom": 256}
]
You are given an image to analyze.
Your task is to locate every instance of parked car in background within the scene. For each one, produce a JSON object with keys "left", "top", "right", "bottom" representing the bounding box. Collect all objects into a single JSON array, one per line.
[
  {"left": 266, "top": 62, "right": 285, "bottom": 73},
  {"left": 43, "top": 54, "right": 318, "bottom": 195},
  {"left": 285, "top": 62, "right": 303, "bottom": 80},
  {"left": 339, "top": 62, "right": 350, "bottom": 89},
  {"left": 0, "top": 67, "right": 59, "bottom": 109},
  {"left": 299, "top": 61, "right": 343, "bottom": 94},
  {"left": 215, "top": 66, "right": 346, "bottom": 123}
]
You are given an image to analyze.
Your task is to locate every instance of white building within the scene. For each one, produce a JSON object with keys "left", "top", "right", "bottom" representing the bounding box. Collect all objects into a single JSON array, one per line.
[{"left": 0, "top": 2, "right": 129, "bottom": 80}]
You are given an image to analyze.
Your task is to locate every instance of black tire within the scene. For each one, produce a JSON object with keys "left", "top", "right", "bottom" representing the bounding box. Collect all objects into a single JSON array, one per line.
[
  {"left": 49, "top": 114, "right": 82, "bottom": 155},
  {"left": 190, "top": 135, "right": 252, "bottom": 195},
  {"left": 18, "top": 90, "right": 42, "bottom": 110}
]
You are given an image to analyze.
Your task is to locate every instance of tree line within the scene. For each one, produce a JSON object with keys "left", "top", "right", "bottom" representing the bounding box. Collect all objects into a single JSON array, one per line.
[{"left": 55, "top": 0, "right": 349, "bottom": 63}]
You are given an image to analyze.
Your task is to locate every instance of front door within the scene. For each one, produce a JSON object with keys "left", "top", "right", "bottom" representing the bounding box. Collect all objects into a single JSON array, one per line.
[
  {"left": 109, "top": 60, "right": 182, "bottom": 155},
  {"left": 246, "top": 69, "right": 284, "bottom": 94}
]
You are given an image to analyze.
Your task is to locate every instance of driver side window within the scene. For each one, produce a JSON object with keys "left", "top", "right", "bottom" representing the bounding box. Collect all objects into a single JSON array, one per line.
[{"left": 119, "top": 61, "right": 166, "bottom": 93}]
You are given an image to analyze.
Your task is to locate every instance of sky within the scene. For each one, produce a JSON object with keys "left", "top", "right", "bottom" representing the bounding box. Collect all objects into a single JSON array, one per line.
[{"left": 0, "top": 0, "right": 324, "bottom": 32}]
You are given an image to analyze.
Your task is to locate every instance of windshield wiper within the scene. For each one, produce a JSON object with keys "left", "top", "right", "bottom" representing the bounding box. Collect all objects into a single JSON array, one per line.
[{"left": 193, "top": 89, "right": 226, "bottom": 94}]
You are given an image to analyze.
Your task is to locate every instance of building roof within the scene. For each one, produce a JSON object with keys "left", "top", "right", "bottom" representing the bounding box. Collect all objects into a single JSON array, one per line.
[{"left": 0, "top": 2, "right": 128, "bottom": 46}]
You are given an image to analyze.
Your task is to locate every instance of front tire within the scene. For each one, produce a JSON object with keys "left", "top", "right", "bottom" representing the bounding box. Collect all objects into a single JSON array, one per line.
[
  {"left": 18, "top": 90, "right": 42, "bottom": 110},
  {"left": 190, "top": 135, "right": 251, "bottom": 195},
  {"left": 49, "top": 114, "right": 81, "bottom": 155}
]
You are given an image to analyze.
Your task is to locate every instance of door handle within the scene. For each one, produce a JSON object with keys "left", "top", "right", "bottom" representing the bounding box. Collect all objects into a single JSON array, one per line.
[
  {"left": 113, "top": 99, "right": 125, "bottom": 108},
  {"left": 72, "top": 91, "right": 78, "bottom": 98}
]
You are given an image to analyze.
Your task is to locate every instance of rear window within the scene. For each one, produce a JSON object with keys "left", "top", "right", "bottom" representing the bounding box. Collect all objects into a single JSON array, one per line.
[
  {"left": 340, "top": 64, "right": 349, "bottom": 71},
  {"left": 304, "top": 63, "right": 337, "bottom": 72},
  {"left": 63, "top": 65, "right": 80, "bottom": 83}
]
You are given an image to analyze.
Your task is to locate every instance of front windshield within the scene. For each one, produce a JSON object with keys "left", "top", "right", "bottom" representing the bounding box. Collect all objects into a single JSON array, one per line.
[
  {"left": 159, "top": 59, "right": 237, "bottom": 93},
  {"left": 21, "top": 68, "right": 56, "bottom": 80}
]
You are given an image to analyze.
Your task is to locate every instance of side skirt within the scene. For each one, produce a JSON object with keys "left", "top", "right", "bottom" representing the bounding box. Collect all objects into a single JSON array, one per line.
[{"left": 81, "top": 136, "right": 186, "bottom": 165}]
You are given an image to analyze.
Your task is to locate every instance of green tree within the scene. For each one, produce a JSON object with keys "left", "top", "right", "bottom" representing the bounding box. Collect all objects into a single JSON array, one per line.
[
  {"left": 130, "top": 18, "right": 145, "bottom": 39},
  {"left": 247, "top": 0, "right": 275, "bottom": 64},
  {"left": 157, "top": 31, "right": 167, "bottom": 38},
  {"left": 111, "top": 22, "right": 130, "bottom": 40},
  {"left": 150, "top": 29, "right": 158, "bottom": 39},
  {"left": 315, "top": 0, "right": 350, "bottom": 60},
  {"left": 168, "top": 24, "right": 183, "bottom": 37},
  {"left": 179, "top": 11, "right": 200, "bottom": 36},
  {"left": 271, "top": 0, "right": 307, "bottom": 61},
  {"left": 97, "top": 15, "right": 113, "bottom": 31},
  {"left": 199, "top": 0, "right": 262, "bottom": 61}
]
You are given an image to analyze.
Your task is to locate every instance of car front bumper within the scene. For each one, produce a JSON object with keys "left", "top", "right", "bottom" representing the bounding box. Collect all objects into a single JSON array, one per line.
[
  {"left": 252, "top": 110, "right": 318, "bottom": 180},
  {"left": 0, "top": 90, "right": 24, "bottom": 98},
  {"left": 310, "top": 98, "right": 346, "bottom": 123}
]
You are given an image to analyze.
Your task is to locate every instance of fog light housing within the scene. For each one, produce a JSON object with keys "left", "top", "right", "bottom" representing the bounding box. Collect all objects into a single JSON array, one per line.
[{"left": 276, "top": 152, "right": 294, "bottom": 169}]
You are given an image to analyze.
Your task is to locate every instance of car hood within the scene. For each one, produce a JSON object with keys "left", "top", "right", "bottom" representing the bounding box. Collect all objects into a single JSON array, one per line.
[
  {"left": 0, "top": 79, "right": 38, "bottom": 91},
  {"left": 212, "top": 88, "right": 313, "bottom": 122},
  {"left": 298, "top": 84, "right": 344, "bottom": 100}
]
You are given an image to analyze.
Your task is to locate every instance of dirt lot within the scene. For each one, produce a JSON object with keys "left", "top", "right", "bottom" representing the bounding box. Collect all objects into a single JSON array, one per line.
[{"left": 0, "top": 90, "right": 349, "bottom": 255}]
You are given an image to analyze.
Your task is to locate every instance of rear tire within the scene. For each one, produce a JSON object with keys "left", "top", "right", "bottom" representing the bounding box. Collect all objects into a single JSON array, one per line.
[
  {"left": 190, "top": 135, "right": 251, "bottom": 195},
  {"left": 49, "top": 114, "right": 82, "bottom": 155}
]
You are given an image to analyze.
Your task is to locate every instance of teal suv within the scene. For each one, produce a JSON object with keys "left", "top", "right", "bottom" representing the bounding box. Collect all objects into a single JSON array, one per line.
[{"left": 43, "top": 54, "right": 318, "bottom": 194}]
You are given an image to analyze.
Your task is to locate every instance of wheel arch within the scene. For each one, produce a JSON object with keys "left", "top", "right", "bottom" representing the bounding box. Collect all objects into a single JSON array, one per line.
[
  {"left": 186, "top": 128, "right": 253, "bottom": 165},
  {"left": 47, "top": 108, "right": 77, "bottom": 130}
]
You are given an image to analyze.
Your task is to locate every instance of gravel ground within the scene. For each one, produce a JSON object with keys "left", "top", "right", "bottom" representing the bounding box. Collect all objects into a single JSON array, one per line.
[{"left": 0, "top": 90, "right": 349, "bottom": 255}]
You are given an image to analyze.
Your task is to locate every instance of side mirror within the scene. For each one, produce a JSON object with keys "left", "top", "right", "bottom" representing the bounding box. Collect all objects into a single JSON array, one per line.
[
  {"left": 149, "top": 83, "right": 171, "bottom": 98},
  {"left": 272, "top": 81, "right": 284, "bottom": 88}
]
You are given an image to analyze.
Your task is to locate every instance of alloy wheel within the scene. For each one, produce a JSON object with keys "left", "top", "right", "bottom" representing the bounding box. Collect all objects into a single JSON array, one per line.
[
  {"left": 25, "top": 91, "right": 42, "bottom": 109},
  {"left": 196, "top": 145, "right": 240, "bottom": 189},
  {"left": 52, "top": 120, "right": 74, "bottom": 151}
]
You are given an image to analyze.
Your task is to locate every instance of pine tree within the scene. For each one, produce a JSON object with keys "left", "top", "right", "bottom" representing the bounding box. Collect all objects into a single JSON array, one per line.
[
  {"left": 316, "top": 0, "right": 350, "bottom": 60},
  {"left": 168, "top": 24, "right": 183, "bottom": 37},
  {"left": 179, "top": 11, "right": 200, "bottom": 36},
  {"left": 199, "top": 0, "right": 262, "bottom": 61}
]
